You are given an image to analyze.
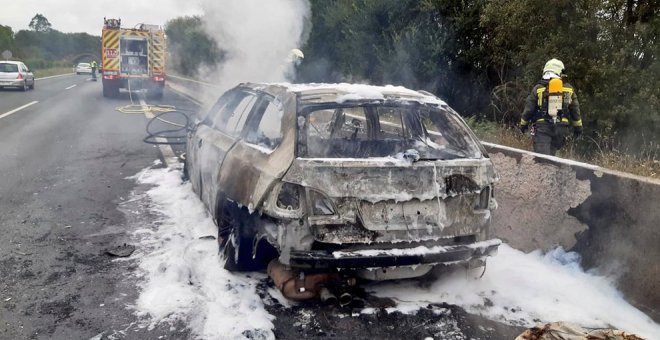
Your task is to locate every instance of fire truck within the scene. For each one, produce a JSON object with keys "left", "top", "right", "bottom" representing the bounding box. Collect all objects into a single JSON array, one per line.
[{"left": 101, "top": 18, "right": 166, "bottom": 98}]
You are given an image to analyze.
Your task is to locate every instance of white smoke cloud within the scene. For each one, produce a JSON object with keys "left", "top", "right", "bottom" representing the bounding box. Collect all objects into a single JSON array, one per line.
[{"left": 200, "top": 0, "right": 311, "bottom": 94}]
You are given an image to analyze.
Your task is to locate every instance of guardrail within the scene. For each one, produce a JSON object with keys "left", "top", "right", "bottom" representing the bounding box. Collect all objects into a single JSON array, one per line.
[{"left": 166, "top": 74, "right": 222, "bottom": 105}]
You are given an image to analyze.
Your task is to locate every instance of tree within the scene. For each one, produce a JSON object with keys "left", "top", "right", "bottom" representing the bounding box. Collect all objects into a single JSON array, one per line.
[
  {"left": 29, "top": 14, "right": 52, "bottom": 32},
  {"left": 0, "top": 25, "right": 14, "bottom": 53},
  {"left": 165, "top": 16, "right": 224, "bottom": 76}
]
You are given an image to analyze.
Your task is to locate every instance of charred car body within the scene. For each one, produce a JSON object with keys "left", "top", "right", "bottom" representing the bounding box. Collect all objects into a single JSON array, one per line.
[{"left": 185, "top": 83, "right": 500, "bottom": 299}]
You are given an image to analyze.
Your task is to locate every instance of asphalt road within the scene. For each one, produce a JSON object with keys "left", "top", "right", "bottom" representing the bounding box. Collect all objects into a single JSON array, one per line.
[
  {"left": 0, "top": 75, "right": 523, "bottom": 339},
  {"left": 0, "top": 74, "right": 199, "bottom": 339}
]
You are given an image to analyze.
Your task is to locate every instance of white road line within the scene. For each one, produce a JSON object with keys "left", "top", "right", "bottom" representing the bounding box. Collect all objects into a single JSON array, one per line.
[
  {"left": 65, "top": 84, "right": 77, "bottom": 90},
  {"left": 139, "top": 99, "right": 178, "bottom": 168},
  {"left": 0, "top": 101, "right": 39, "bottom": 120}
]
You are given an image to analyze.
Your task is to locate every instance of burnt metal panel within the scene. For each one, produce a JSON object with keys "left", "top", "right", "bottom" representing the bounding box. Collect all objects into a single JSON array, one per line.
[{"left": 217, "top": 92, "right": 298, "bottom": 209}]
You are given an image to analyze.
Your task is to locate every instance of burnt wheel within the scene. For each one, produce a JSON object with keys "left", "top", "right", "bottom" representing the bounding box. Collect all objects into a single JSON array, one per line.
[{"left": 217, "top": 201, "right": 264, "bottom": 272}]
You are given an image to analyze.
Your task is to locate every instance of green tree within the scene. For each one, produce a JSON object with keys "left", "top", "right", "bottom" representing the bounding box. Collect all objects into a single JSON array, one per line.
[
  {"left": 0, "top": 25, "right": 14, "bottom": 54},
  {"left": 299, "top": 0, "right": 494, "bottom": 116},
  {"left": 165, "top": 16, "right": 223, "bottom": 76},
  {"left": 28, "top": 14, "right": 52, "bottom": 32},
  {"left": 480, "top": 0, "right": 659, "bottom": 153}
]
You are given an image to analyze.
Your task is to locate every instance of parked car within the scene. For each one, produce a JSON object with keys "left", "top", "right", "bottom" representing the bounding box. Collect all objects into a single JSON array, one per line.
[
  {"left": 75, "top": 62, "right": 92, "bottom": 75},
  {"left": 185, "top": 82, "right": 500, "bottom": 297},
  {"left": 0, "top": 61, "right": 35, "bottom": 91}
]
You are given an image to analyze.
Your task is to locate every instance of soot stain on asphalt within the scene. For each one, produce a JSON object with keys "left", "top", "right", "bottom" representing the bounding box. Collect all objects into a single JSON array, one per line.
[
  {"left": 255, "top": 279, "right": 524, "bottom": 340},
  {"left": 39, "top": 294, "right": 80, "bottom": 323}
]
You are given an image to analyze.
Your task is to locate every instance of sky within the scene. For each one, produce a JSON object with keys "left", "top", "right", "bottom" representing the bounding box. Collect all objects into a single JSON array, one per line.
[{"left": 0, "top": 0, "right": 203, "bottom": 35}]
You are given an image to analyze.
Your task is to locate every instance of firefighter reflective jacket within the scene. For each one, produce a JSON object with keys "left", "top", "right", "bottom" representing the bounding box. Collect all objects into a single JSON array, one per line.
[{"left": 520, "top": 78, "right": 582, "bottom": 130}]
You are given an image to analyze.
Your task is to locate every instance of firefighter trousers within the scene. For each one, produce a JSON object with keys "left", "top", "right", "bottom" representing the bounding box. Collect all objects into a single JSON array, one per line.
[{"left": 533, "top": 122, "right": 568, "bottom": 156}]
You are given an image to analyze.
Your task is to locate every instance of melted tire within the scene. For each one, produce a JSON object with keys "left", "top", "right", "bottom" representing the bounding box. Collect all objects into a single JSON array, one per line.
[{"left": 218, "top": 202, "right": 263, "bottom": 272}]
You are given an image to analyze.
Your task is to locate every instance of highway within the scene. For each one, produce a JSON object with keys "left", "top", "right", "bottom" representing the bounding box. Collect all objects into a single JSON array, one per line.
[{"left": 0, "top": 74, "right": 199, "bottom": 339}]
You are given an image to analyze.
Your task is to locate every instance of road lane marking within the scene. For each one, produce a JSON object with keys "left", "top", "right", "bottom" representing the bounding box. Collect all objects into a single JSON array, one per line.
[
  {"left": 0, "top": 101, "right": 39, "bottom": 120},
  {"left": 65, "top": 84, "right": 77, "bottom": 90},
  {"left": 139, "top": 99, "right": 178, "bottom": 168}
]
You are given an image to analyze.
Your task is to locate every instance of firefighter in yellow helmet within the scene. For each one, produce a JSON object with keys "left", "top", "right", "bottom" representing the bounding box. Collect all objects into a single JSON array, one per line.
[{"left": 519, "top": 58, "right": 582, "bottom": 155}]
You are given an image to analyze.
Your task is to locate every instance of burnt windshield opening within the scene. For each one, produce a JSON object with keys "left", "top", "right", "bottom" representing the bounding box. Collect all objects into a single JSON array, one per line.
[{"left": 298, "top": 101, "right": 483, "bottom": 160}]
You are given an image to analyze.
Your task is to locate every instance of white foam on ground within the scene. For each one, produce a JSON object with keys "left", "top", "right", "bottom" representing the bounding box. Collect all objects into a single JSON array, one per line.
[
  {"left": 369, "top": 245, "right": 660, "bottom": 339},
  {"left": 129, "top": 166, "right": 275, "bottom": 340},
  {"left": 126, "top": 165, "right": 659, "bottom": 339}
]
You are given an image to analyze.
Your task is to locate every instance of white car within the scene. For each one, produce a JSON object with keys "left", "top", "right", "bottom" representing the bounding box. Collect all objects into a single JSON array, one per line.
[
  {"left": 75, "top": 62, "right": 92, "bottom": 75},
  {"left": 0, "top": 61, "right": 35, "bottom": 91}
]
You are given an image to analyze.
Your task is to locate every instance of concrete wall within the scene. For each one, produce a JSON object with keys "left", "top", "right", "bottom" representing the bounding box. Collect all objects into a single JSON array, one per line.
[{"left": 484, "top": 142, "right": 660, "bottom": 321}]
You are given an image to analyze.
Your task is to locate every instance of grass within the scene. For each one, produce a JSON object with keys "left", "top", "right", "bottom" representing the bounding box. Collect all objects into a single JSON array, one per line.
[
  {"left": 33, "top": 67, "right": 73, "bottom": 78},
  {"left": 467, "top": 118, "right": 660, "bottom": 179}
]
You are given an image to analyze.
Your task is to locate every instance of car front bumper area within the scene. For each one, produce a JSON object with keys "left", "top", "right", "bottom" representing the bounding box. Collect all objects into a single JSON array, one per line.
[{"left": 288, "top": 238, "right": 502, "bottom": 270}]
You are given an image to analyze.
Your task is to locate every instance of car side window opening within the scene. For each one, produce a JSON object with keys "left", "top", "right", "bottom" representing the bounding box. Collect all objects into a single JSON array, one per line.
[
  {"left": 205, "top": 91, "right": 237, "bottom": 127},
  {"left": 332, "top": 107, "right": 369, "bottom": 140},
  {"left": 215, "top": 92, "right": 258, "bottom": 137},
  {"left": 244, "top": 96, "right": 284, "bottom": 150}
]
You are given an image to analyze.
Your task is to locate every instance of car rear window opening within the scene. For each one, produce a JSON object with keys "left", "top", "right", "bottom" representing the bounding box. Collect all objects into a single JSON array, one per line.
[{"left": 0, "top": 63, "right": 19, "bottom": 72}]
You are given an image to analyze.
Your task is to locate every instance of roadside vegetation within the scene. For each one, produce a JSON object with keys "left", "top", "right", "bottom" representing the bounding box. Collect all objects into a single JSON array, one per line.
[
  {"left": 0, "top": 14, "right": 99, "bottom": 76},
  {"left": 31, "top": 66, "right": 73, "bottom": 78},
  {"left": 163, "top": 1, "right": 659, "bottom": 178}
]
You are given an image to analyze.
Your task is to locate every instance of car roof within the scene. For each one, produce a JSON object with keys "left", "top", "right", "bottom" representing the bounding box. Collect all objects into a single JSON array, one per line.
[
  {"left": 0, "top": 61, "right": 23, "bottom": 65},
  {"left": 241, "top": 82, "right": 448, "bottom": 107}
]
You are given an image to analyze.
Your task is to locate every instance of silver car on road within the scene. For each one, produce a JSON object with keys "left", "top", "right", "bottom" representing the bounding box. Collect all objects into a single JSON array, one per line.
[
  {"left": 75, "top": 62, "right": 92, "bottom": 75},
  {"left": 0, "top": 61, "right": 35, "bottom": 91}
]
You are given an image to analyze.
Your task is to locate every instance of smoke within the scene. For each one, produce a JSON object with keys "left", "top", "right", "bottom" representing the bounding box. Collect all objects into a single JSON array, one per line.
[{"left": 199, "top": 0, "right": 310, "bottom": 97}]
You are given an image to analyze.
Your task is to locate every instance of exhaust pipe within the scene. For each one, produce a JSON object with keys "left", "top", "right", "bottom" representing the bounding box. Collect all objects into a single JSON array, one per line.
[
  {"left": 267, "top": 259, "right": 336, "bottom": 301},
  {"left": 339, "top": 292, "right": 353, "bottom": 306},
  {"left": 319, "top": 287, "right": 337, "bottom": 305}
]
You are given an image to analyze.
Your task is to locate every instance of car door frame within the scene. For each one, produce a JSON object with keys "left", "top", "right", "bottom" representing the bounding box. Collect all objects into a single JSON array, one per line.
[
  {"left": 188, "top": 88, "right": 261, "bottom": 218},
  {"left": 186, "top": 90, "right": 235, "bottom": 198},
  {"left": 217, "top": 89, "right": 297, "bottom": 210}
]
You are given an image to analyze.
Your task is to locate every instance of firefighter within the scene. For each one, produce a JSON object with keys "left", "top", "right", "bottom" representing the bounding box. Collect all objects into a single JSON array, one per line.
[
  {"left": 90, "top": 60, "right": 97, "bottom": 80},
  {"left": 519, "top": 58, "right": 582, "bottom": 155}
]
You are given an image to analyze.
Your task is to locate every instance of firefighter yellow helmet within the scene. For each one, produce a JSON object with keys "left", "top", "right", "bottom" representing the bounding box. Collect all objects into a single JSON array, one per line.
[
  {"left": 543, "top": 58, "right": 564, "bottom": 75},
  {"left": 289, "top": 48, "right": 304, "bottom": 60}
]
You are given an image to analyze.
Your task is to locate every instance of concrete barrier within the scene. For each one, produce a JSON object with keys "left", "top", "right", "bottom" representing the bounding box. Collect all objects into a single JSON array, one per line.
[
  {"left": 167, "top": 74, "right": 222, "bottom": 106},
  {"left": 484, "top": 142, "right": 660, "bottom": 321}
]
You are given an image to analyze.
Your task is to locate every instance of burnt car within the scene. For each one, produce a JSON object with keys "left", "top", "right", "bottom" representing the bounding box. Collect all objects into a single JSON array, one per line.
[{"left": 185, "top": 82, "right": 500, "bottom": 295}]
